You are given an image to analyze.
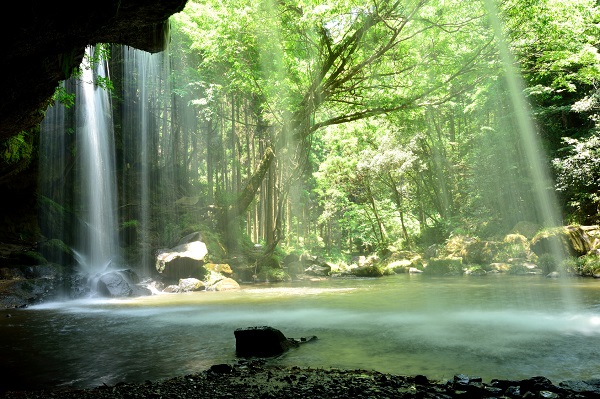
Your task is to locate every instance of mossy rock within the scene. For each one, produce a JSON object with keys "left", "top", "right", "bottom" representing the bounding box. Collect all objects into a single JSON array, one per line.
[
  {"left": 492, "top": 234, "right": 530, "bottom": 263},
  {"left": 15, "top": 251, "right": 47, "bottom": 266},
  {"left": 465, "top": 265, "right": 487, "bottom": 276},
  {"left": 39, "top": 239, "right": 76, "bottom": 266},
  {"left": 425, "top": 257, "right": 463, "bottom": 275},
  {"left": 257, "top": 266, "right": 289, "bottom": 282},
  {"left": 464, "top": 241, "right": 501, "bottom": 265},
  {"left": 444, "top": 235, "right": 477, "bottom": 258},
  {"left": 352, "top": 264, "right": 385, "bottom": 277},
  {"left": 205, "top": 263, "right": 233, "bottom": 276},
  {"left": 531, "top": 226, "right": 593, "bottom": 258}
]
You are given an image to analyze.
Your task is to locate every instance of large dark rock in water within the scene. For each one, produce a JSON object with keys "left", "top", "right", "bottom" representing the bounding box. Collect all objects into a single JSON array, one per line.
[
  {"left": 234, "top": 326, "right": 318, "bottom": 358},
  {"left": 92, "top": 269, "right": 151, "bottom": 298}
]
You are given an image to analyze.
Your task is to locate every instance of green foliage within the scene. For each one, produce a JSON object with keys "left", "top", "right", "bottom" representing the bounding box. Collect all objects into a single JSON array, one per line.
[
  {"left": 81, "top": 44, "right": 113, "bottom": 91},
  {"left": 257, "top": 266, "right": 289, "bottom": 282},
  {"left": 561, "top": 256, "right": 580, "bottom": 274},
  {"left": 121, "top": 220, "right": 139, "bottom": 229},
  {"left": 16, "top": 251, "right": 48, "bottom": 266},
  {"left": 52, "top": 84, "right": 76, "bottom": 108},
  {"left": 507, "top": 264, "right": 531, "bottom": 275},
  {"left": 153, "top": 0, "right": 600, "bottom": 259},
  {"left": 1, "top": 131, "right": 33, "bottom": 165},
  {"left": 494, "top": 234, "right": 530, "bottom": 261},
  {"left": 425, "top": 257, "right": 463, "bottom": 275},
  {"left": 466, "top": 265, "right": 487, "bottom": 275},
  {"left": 553, "top": 132, "right": 600, "bottom": 224},
  {"left": 575, "top": 253, "right": 600, "bottom": 276},
  {"left": 538, "top": 253, "right": 558, "bottom": 274}
]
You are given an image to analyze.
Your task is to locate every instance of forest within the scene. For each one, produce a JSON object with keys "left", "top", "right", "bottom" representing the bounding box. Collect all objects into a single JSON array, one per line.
[{"left": 30, "top": 0, "right": 600, "bottom": 282}]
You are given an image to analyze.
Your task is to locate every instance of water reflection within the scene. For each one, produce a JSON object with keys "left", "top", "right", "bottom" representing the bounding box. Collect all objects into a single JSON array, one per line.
[{"left": 2, "top": 274, "right": 600, "bottom": 391}]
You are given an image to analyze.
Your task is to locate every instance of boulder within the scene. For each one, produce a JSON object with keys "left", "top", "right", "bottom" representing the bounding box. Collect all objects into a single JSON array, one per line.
[
  {"left": 205, "top": 263, "right": 233, "bottom": 276},
  {"left": 93, "top": 269, "right": 151, "bottom": 298},
  {"left": 208, "top": 278, "right": 240, "bottom": 291},
  {"left": 304, "top": 264, "right": 331, "bottom": 276},
  {"left": 0, "top": 278, "right": 60, "bottom": 308},
  {"left": 531, "top": 226, "right": 596, "bottom": 258},
  {"left": 177, "top": 231, "right": 204, "bottom": 245},
  {"left": 178, "top": 278, "right": 205, "bottom": 292},
  {"left": 155, "top": 241, "right": 209, "bottom": 281},
  {"left": 234, "top": 326, "right": 316, "bottom": 358},
  {"left": 349, "top": 265, "right": 385, "bottom": 277}
]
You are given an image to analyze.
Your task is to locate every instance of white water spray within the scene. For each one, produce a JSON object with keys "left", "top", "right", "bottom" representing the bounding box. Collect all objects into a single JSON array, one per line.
[{"left": 76, "top": 46, "right": 120, "bottom": 275}]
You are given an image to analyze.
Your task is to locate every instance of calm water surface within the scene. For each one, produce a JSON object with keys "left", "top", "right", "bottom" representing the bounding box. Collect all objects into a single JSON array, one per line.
[{"left": 2, "top": 274, "right": 600, "bottom": 391}]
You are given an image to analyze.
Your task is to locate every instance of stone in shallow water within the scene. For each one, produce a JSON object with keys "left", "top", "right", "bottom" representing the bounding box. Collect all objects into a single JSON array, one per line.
[{"left": 234, "top": 326, "right": 316, "bottom": 358}]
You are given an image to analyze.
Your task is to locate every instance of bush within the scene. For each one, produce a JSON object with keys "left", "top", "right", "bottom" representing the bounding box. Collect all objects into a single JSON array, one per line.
[
  {"left": 561, "top": 257, "right": 579, "bottom": 274},
  {"left": 577, "top": 254, "right": 600, "bottom": 276},
  {"left": 444, "top": 235, "right": 476, "bottom": 258},
  {"left": 466, "top": 265, "right": 487, "bottom": 275},
  {"left": 502, "top": 234, "right": 529, "bottom": 256},
  {"left": 507, "top": 264, "right": 530, "bottom": 275},
  {"left": 257, "top": 267, "right": 289, "bottom": 282},
  {"left": 425, "top": 257, "right": 463, "bottom": 275},
  {"left": 537, "top": 253, "right": 558, "bottom": 274}
]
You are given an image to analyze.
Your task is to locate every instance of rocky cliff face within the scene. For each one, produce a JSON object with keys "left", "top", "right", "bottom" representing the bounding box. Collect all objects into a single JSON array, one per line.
[{"left": 0, "top": 0, "right": 188, "bottom": 245}]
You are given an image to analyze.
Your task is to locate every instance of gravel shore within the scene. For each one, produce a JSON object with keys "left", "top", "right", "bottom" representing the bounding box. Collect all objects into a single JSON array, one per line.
[{"left": 2, "top": 360, "right": 600, "bottom": 399}]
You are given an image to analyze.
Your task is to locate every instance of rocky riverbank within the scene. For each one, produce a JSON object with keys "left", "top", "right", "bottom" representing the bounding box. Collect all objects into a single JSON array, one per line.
[{"left": 2, "top": 360, "right": 600, "bottom": 399}]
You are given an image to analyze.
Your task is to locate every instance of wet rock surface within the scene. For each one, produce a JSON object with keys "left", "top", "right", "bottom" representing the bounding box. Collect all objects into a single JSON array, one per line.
[
  {"left": 234, "top": 326, "right": 317, "bottom": 358},
  {"left": 2, "top": 361, "right": 599, "bottom": 399}
]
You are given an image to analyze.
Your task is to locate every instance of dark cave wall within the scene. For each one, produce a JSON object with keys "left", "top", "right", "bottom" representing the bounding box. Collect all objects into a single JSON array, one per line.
[{"left": 0, "top": 0, "right": 188, "bottom": 244}]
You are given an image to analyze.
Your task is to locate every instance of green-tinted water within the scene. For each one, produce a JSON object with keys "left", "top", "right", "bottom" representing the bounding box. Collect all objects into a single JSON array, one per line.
[{"left": 2, "top": 274, "right": 600, "bottom": 391}]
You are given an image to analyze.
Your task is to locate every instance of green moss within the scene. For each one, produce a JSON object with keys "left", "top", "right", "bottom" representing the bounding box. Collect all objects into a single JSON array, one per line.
[
  {"left": 121, "top": 219, "right": 139, "bottom": 229},
  {"left": 257, "top": 267, "right": 289, "bottom": 282},
  {"left": 353, "top": 264, "right": 386, "bottom": 277},
  {"left": 11, "top": 251, "right": 48, "bottom": 266},
  {"left": 466, "top": 265, "right": 487, "bottom": 275},
  {"left": 425, "top": 257, "right": 463, "bottom": 275}
]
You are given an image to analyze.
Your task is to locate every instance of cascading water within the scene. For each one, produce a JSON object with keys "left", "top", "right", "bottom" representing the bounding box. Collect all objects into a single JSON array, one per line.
[
  {"left": 39, "top": 46, "right": 122, "bottom": 295},
  {"left": 75, "top": 46, "right": 120, "bottom": 276},
  {"left": 121, "top": 46, "right": 165, "bottom": 276}
]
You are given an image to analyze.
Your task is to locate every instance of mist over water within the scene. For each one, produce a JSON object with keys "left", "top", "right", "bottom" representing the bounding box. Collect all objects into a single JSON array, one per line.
[{"left": 3, "top": 275, "right": 600, "bottom": 391}]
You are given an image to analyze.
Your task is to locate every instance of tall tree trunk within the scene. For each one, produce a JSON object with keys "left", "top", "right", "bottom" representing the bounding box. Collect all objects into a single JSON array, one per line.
[
  {"left": 365, "top": 182, "right": 387, "bottom": 246},
  {"left": 388, "top": 172, "right": 411, "bottom": 247},
  {"left": 265, "top": 157, "right": 276, "bottom": 246},
  {"left": 206, "top": 119, "right": 214, "bottom": 204}
]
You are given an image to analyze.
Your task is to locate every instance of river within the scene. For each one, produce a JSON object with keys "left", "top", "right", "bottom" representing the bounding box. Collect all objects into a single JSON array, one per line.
[{"left": 2, "top": 273, "right": 600, "bottom": 391}]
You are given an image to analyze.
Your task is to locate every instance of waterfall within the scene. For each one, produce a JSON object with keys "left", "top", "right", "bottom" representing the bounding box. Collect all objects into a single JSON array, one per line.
[
  {"left": 75, "top": 46, "right": 120, "bottom": 275},
  {"left": 121, "top": 46, "right": 169, "bottom": 276}
]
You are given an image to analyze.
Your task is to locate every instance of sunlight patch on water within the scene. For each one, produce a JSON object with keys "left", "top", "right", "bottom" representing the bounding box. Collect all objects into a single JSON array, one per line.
[{"left": 242, "top": 286, "right": 356, "bottom": 295}]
